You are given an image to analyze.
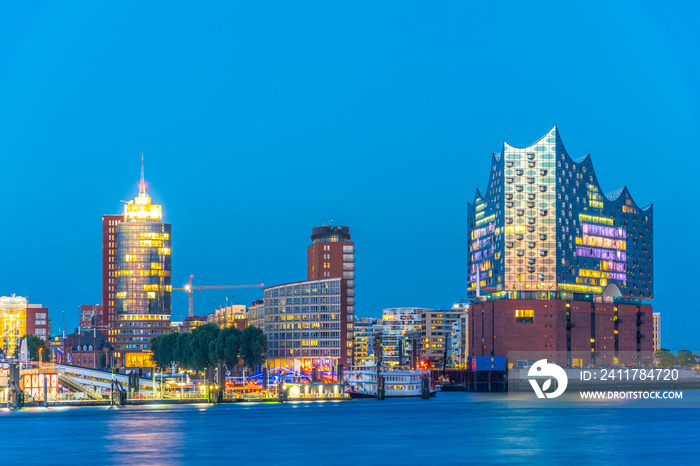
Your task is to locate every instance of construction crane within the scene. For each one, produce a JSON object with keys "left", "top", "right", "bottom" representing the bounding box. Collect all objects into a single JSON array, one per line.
[{"left": 173, "top": 275, "right": 264, "bottom": 317}]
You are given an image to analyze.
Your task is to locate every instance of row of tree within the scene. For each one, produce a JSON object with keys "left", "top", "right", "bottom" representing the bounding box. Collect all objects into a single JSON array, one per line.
[
  {"left": 150, "top": 324, "right": 268, "bottom": 372},
  {"left": 653, "top": 349, "right": 697, "bottom": 368}
]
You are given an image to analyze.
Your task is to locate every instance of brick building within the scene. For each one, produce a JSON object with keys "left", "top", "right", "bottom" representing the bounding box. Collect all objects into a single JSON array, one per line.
[{"left": 102, "top": 213, "right": 123, "bottom": 329}]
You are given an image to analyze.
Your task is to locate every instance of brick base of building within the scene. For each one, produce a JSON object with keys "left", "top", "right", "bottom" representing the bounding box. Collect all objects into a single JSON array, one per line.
[{"left": 468, "top": 298, "right": 653, "bottom": 367}]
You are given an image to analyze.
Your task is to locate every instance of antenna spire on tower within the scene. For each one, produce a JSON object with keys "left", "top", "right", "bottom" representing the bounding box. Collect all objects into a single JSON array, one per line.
[{"left": 139, "top": 153, "right": 146, "bottom": 195}]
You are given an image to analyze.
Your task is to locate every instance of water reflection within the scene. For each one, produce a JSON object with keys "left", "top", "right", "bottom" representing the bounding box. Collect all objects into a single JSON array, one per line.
[{"left": 103, "top": 406, "right": 185, "bottom": 463}]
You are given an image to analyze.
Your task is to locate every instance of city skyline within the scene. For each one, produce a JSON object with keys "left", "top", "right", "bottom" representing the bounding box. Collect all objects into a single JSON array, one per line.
[{"left": 1, "top": 3, "right": 699, "bottom": 350}]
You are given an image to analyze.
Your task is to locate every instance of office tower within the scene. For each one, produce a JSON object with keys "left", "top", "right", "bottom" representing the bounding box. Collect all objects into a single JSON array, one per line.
[
  {"left": 307, "top": 225, "right": 355, "bottom": 282},
  {"left": 113, "top": 159, "right": 172, "bottom": 368},
  {"left": 264, "top": 277, "right": 352, "bottom": 371}
]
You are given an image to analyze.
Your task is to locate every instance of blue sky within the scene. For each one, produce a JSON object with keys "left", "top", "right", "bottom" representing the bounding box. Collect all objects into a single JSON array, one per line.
[{"left": 0, "top": 2, "right": 698, "bottom": 349}]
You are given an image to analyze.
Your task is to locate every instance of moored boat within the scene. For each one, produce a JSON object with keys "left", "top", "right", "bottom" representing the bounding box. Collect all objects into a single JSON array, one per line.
[{"left": 344, "top": 361, "right": 438, "bottom": 398}]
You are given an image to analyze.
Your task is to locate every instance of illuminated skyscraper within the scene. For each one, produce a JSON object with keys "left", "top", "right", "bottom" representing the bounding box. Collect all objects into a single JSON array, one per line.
[
  {"left": 467, "top": 127, "right": 653, "bottom": 367},
  {"left": 113, "top": 158, "right": 172, "bottom": 368}
]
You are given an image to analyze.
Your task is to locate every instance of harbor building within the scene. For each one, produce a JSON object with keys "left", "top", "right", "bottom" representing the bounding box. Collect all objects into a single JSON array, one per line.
[
  {"left": 467, "top": 127, "right": 653, "bottom": 367},
  {"left": 102, "top": 213, "right": 124, "bottom": 329},
  {"left": 381, "top": 307, "right": 426, "bottom": 367},
  {"left": 111, "top": 160, "right": 172, "bottom": 368},
  {"left": 264, "top": 277, "right": 352, "bottom": 371},
  {"left": 0, "top": 297, "right": 50, "bottom": 356}
]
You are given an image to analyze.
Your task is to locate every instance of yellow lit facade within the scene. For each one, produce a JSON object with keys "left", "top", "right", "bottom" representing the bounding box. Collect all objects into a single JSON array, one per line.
[
  {"left": 113, "top": 163, "right": 172, "bottom": 367},
  {"left": 0, "top": 297, "right": 28, "bottom": 357},
  {"left": 208, "top": 304, "right": 248, "bottom": 330}
]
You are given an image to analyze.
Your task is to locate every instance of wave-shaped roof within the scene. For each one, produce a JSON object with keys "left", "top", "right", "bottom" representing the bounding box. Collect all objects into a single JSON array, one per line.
[{"left": 605, "top": 187, "right": 626, "bottom": 202}]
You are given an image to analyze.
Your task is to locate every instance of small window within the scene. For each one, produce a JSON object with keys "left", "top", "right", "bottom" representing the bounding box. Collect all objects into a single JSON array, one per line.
[
  {"left": 506, "top": 201, "right": 514, "bottom": 208},
  {"left": 528, "top": 193, "right": 536, "bottom": 201},
  {"left": 506, "top": 217, "right": 513, "bottom": 225},
  {"left": 516, "top": 169, "right": 523, "bottom": 176},
  {"left": 516, "top": 185, "right": 524, "bottom": 192},
  {"left": 528, "top": 218, "right": 536, "bottom": 225},
  {"left": 516, "top": 249, "right": 525, "bottom": 257},
  {"left": 528, "top": 258, "right": 536, "bottom": 265},
  {"left": 528, "top": 242, "right": 536, "bottom": 249},
  {"left": 527, "top": 201, "right": 535, "bottom": 208},
  {"left": 515, "top": 309, "right": 534, "bottom": 323},
  {"left": 515, "top": 233, "right": 524, "bottom": 241},
  {"left": 527, "top": 152, "right": 535, "bottom": 160},
  {"left": 528, "top": 161, "right": 536, "bottom": 168},
  {"left": 527, "top": 225, "right": 536, "bottom": 233},
  {"left": 516, "top": 209, "right": 524, "bottom": 217},
  {"left": 540, "top": 169, "right": 548, "bottom": 176},
  {"left": 527, "top": 177, "right": 535, "bottom": 184},
  {"left": 505, "top": 193, "right": 513, "bottom": 200},
  {"left": 506, "top": 242, "right": 514, "bottom": 249},
  {"left": 527, "top": 266, "right": 536, "bottom": 273},
  {"left": 539, "top": 234, "right": 548, "bottom": 241},
  {"left": 540, "top": 250, "right": 548, "bottom": 257},
  {"left": 506, "top": 177, "right": 514, "bottom": 184},
  {"left": 539, "top": 185, "right": 547, "bottom": 193},
  {"left": 506, "top": 161, "right": 514, "bottom": 168},
  {"left": 540, "top": 209, "right": 548, "bottom": 217}
]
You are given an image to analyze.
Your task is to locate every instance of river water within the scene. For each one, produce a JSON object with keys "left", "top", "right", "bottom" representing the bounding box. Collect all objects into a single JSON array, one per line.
[{"left": 2, "top": 392, "right": 698, "bottom": 464}]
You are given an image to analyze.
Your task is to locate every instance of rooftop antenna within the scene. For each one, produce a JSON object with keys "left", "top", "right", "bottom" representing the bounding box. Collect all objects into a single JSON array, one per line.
[{"left": 139, "top": 153, "right": 146, "bottom": 195}]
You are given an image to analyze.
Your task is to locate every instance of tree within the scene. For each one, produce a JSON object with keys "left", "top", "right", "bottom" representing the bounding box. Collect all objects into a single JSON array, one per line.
[
  {"left": 99, "top": 351, "right": 108, "bottom": 369},
  {"left": 187, "top": 324, "right": 220, "bottom": 371},
  {"left": 676, "top": 350, "right": 697, "bottom": 368},
  {"left": 151, "top": 332, "right": 179, "bottom": 368},
  {"left": 16, "top": 334, "right": 49, "bottom": 361},
  {"left": 210, "top": 326, "right": 242, "bottom": 368},
  {"left": 654, "top": 348, "right": 676, "bottom": 368},
  {"left": 239, "top": 326, "right": 268, "bottom": 369}
]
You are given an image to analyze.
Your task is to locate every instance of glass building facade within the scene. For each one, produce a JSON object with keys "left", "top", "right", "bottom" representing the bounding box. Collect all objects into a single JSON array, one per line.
[
  {"left": 112, "top": 174, "right": 172, "bottom": 367},
  {"left": 116, "top": 222, "right": 172, "bottom": 315},
  {"left": 467, "top": 126, "right": 653, "bottom": 302},
  {"left": 380, "top": 307, "right": 426, "bottom": 367}
]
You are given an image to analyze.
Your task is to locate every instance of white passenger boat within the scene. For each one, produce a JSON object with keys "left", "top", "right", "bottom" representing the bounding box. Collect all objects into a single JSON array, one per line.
[{"left": 344, "top": 361, "right": 438, "bottom": 398}]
